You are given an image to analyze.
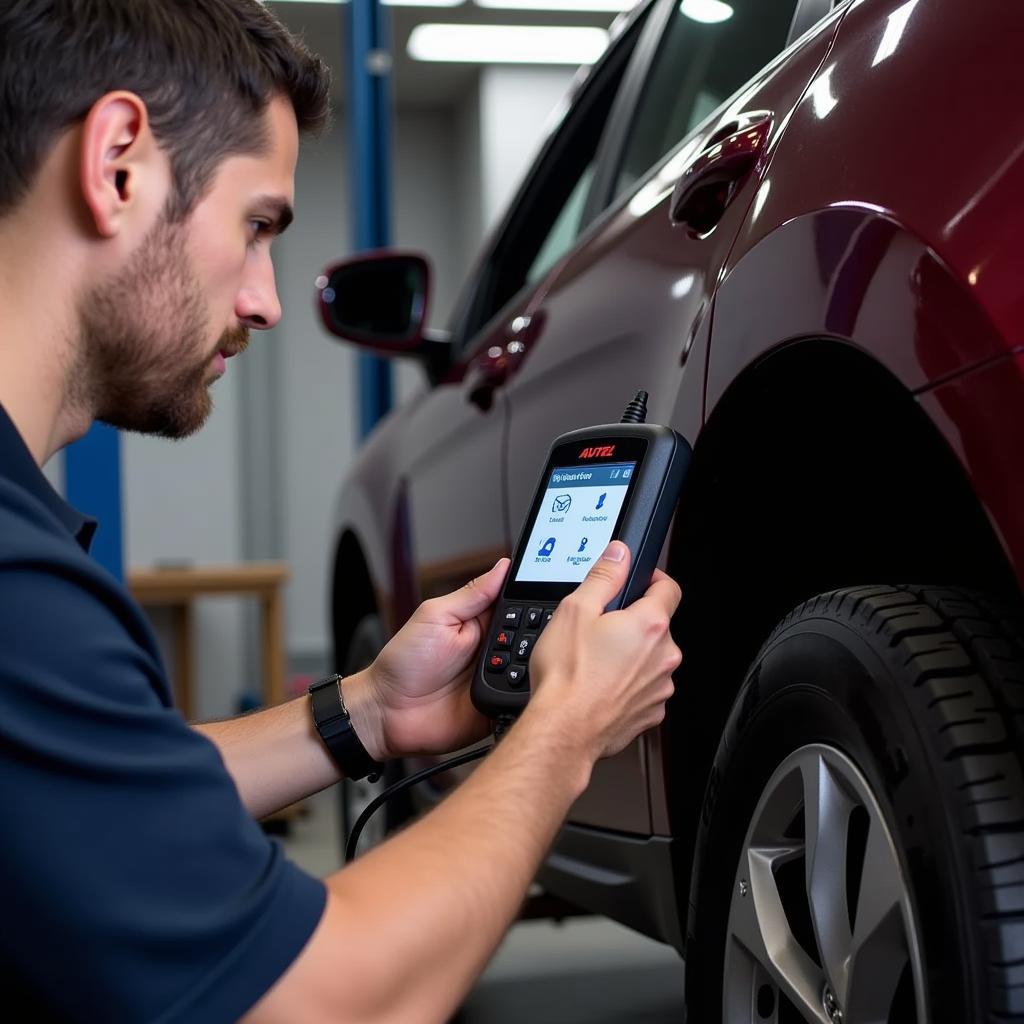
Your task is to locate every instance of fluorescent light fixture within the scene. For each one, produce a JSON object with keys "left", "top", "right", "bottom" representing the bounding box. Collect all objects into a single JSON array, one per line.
[
  {"left": 269, "top": 0, "right": 465, "bottom": 7},
  {"left": 679, "top": 0, "right": 733, "bottom": 24},
  {"left": 475, "top": 0, "right": 633, "bottom": 11},
  {"left": 408, "top": 23, "right": 608, "bottom": 63}
]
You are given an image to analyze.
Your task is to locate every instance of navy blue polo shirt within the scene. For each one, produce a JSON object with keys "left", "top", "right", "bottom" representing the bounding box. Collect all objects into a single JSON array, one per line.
[{"left": 0, "top": 405, "right": 326, "bottom": 1022}]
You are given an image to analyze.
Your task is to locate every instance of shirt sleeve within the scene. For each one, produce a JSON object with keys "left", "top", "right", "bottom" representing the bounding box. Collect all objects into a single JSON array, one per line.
[{"left": 0, "top": 556, "right": 327, "bottom": 1024}]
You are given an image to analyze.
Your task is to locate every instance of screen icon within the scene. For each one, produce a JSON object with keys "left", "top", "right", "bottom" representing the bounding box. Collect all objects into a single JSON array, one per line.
[
  {"left": 577, "top": 537, "right": 588, "bottom": 553},
  {"left": 622, "top": 467, "right": 633, "bottom": 480},
  {"left": 595, "top": 493, "right": 607, "bottom": 510},
  {"left": 552, "top": 494, "right": 572, "bottom": 513},
  {"left": 610, "top": 469, "right": 620, "bottom": 479},
  {"left": 538, "top": 537, "right": 556, "bottom": 557}
]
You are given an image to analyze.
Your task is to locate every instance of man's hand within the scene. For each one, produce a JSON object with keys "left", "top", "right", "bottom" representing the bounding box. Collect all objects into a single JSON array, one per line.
[
  {"left": 526, "top": 540, "right": 682, "bottom": 764},
  {"left": 352, "top": 558, "right": 510, "bottom": 761}
]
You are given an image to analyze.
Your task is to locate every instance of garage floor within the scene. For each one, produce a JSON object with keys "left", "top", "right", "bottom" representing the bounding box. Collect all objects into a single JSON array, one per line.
[{"left": 281, "top": 789, "right": 686, "bottom": 1022}]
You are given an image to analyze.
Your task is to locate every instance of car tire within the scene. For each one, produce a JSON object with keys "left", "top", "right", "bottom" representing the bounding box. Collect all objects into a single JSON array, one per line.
[
  {"left": 338, "top": 613, "right": 411, "bottom": 854},
  {"left": 684, "top": 584, "right": 1024, "bottom": 1024}
]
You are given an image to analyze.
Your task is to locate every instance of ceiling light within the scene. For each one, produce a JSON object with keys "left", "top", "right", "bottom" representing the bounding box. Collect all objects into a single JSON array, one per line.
[
  {"left": 408, "top": 23, "right": 609, "bottom": 63},
  {"left": 475, "top": 0, "right": 633, "bottom": 11},
  {"left": 269, "top": 0, "right": 466, "bottom": 7},
  {"left": 679, "top": 0, "right": 733, "bottom": 24}
]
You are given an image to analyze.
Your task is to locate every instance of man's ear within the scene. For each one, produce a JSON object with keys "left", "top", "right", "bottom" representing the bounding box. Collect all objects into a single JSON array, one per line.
[{"left": 79, "top": 91, "right": 162, "bottom": 239}]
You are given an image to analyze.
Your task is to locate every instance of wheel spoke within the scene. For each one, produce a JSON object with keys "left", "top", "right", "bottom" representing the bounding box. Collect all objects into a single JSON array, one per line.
[
  {"left": 723, "top": 745, "right": 924, "bottom": 1024},
  {"left": 801, "top": 753, "right": 857, "bottom": 1005},
  {"left": 728, "top": 846, "right": 830, "bottom": 1023},
  {"left": 845, "top": 817, "right": 910, "bottom": 1023}
]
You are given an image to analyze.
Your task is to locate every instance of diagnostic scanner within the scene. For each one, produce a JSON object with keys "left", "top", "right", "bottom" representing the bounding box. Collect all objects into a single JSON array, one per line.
[{"left": 472, "top": 391, "right": 691, "bottom": 720}]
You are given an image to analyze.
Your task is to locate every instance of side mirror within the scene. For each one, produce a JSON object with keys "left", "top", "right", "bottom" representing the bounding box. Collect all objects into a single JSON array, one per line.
[{"left": 316, "top": 251, "right": 431, "bottom": 352}]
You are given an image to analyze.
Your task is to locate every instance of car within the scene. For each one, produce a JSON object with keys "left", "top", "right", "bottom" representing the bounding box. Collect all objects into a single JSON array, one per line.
[{"left": 318, "top": 0, "right": 1024, "bottom": 1018}]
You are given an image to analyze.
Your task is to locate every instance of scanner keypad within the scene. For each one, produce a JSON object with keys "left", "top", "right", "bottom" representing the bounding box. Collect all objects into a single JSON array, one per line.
[
  {"left": 487, "top": 651, "right": 510, "bottom": 673},
  {"left": 485, "top": 601, "right": 558, "bottom": 691},
  {"left": 500, "top": 606, "right": 523, "bottom": 628},
  {"left": 514, "top": 633, "right": 537, "bottom": 661},
  {"left": 494, "top": 629, "right": 515, "bottom": 649}
]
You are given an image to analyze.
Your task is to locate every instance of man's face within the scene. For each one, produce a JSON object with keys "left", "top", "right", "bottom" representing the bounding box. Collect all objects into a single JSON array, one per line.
[{"left": 79, "top": 97, "right": 299, "bottom": 438}]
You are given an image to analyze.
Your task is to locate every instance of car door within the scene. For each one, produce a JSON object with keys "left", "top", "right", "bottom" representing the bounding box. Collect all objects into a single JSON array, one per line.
[
  {"left": 499, "top": 0, "right": 841, "bottom": 832},
  {"left": 399, "top": 6, "right": 654, "bottom": 604}
]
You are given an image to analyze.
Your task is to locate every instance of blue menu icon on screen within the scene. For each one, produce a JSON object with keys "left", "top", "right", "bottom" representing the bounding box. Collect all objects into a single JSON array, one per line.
[
  {"left": 538, "top": 537, "right": 556, "bottom": 557},
  {"left": 595, "top": 493, "right": 607, "bottom": 510}
]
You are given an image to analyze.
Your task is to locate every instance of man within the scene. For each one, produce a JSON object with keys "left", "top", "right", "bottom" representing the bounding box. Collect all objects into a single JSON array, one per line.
[{"left": 0, "top": 2, "right": 682, "bottom": 1021}]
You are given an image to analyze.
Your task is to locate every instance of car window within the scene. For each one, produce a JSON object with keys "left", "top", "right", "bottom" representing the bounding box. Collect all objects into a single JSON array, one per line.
[
  {"left": 525, "top": 163, "right": 597, "bottom": 287},
  {"left": 458, "top": 9, "right": 649, "bottom": 349},
  {"left": 615, "top": 0, "right": 798, "bottom": 196}
]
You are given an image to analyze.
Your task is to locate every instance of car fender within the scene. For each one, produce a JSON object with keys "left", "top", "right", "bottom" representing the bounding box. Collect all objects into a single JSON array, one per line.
[
  {"left": 706, "top": 204, "right": 1007, "bottom": 419},
  {"left": 329, "top": 398, "right": 426, "bottom": 639}
]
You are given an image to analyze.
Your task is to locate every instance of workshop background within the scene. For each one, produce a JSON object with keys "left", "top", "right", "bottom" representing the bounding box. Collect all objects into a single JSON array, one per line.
[{"left": 44, "top": 0, "right": 687, "bottom": 1019}]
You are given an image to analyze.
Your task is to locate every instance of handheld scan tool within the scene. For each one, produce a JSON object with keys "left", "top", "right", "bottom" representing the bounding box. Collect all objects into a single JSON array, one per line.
[{"left": 472, "top": 391, "right": 691, "bottom": 720}]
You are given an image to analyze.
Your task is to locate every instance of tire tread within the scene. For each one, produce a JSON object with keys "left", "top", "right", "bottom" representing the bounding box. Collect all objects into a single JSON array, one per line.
[{"left": 765, "top": 585, "right": 1024, "bottom": 1017}]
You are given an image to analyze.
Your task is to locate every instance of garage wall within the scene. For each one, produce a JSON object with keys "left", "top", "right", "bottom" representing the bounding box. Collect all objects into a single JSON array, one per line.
[
  {"left": 270, "top": 108, "right": 462, "bottom": 669},
  {"left": 479, "top": 66, "right": 575, "bottom": 233},
  {"left": 453, "top": 80, "right": 483, "bottom": 284},
  {"left": 123, "top": 380, "right": 246, "bottom": 719}
]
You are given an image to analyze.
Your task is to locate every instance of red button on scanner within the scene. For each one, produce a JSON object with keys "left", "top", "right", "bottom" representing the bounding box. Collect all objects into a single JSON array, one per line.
[{"left": 488, "top": 651, "right": 509, "bottom": 673}]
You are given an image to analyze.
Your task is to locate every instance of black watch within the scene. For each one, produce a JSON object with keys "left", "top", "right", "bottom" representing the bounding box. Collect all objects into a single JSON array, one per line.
[{"left": 308, "top": 674, "right": 382, "bottom": 782}]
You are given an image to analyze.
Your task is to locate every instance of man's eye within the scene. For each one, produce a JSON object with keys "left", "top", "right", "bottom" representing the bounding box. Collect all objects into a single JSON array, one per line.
[{"left": 248, "top": 220, "right": 272, "bottom": 245}]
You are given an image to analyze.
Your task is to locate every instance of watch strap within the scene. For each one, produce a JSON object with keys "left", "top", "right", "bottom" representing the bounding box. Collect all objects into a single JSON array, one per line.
[{"left": 308, "top": 674, "right": 382, "bottom": 782}]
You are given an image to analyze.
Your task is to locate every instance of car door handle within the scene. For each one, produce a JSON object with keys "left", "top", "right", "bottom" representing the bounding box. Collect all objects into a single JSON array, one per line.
[
  {"left": 669, "top": 111, "right": 772, "bottom": 235},
  {"left": 467, "top": 316, "right": 543, "bottom": 411}
]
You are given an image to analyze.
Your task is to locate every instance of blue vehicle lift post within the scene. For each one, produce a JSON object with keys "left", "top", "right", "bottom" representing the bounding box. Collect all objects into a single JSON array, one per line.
[
  {"left": 64, "top": 422, "right": 124, "bottom": 580},
  {"left": 347, "top": 0, "right": 395, "bottom": 439}
]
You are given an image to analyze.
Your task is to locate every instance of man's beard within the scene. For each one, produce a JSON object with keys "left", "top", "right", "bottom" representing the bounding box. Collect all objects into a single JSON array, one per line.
[{"left": 73, "top": 216, "right": 249, "bottom": 439}]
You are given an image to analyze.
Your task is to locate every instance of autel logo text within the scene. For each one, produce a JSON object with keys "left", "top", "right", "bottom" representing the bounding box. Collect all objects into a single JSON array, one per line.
[{"left": 578, "top": 445, "right": 616, "bottom": 459}]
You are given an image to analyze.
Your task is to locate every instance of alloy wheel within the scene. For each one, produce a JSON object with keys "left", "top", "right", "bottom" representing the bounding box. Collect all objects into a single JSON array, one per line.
[{"left": 723, "top": 744, "right": 926, "bottom": 1023}]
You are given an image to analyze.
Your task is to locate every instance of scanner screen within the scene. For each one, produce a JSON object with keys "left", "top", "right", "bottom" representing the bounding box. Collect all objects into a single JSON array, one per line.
[{"left": 515, "top": 462, "right": 635, "bottom": 584}]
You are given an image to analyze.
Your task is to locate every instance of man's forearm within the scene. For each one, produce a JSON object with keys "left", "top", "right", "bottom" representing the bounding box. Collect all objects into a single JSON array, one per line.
[
  {"left": 194, "top": 695, "right": 338, "bottom": 818},
  {"left": 249, "top": 698, "right": 593, "bottom": 1024},
  {"left": 194, "top": 668, "right": 382, "bottom": 818}
]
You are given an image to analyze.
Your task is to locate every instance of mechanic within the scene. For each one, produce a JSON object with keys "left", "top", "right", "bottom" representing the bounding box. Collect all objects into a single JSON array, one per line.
[{"left": 0, "top": 2, "right": 682, "bottom": 1021}]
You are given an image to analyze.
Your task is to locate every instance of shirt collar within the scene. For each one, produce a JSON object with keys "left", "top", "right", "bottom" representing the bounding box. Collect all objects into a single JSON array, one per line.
[{"left": 0, "top": 404, "right": 97, "bottom": 552}]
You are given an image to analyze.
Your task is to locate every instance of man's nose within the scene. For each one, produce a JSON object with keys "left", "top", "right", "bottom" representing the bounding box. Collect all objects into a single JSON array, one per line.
[{"left": 236, "top": 261, "right": 282, "bottom": 330}]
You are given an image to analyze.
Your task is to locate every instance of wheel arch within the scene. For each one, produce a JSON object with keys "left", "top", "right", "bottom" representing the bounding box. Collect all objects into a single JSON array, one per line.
[
  {"left": 330, "top": 529, "right": 380, "bottom": 671},
  {"left": 660, "top": 337, "right": 1019, "bottom": 929}
]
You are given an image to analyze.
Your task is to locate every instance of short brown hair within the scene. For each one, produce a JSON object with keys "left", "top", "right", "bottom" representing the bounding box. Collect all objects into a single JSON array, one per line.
[{"left": 0, "top": 0, "right": 331, "bottom": 220}]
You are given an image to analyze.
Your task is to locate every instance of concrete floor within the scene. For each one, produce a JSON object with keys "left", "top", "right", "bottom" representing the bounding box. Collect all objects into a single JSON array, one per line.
[
  {"left": 452, "top": 918, "right": 685, "bottom": 1023},
  {"left": 281, "top": 788, "right": 687, "bottom": 1023}
]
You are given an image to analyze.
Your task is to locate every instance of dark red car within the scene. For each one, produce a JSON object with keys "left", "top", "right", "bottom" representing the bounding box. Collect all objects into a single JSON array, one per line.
[{"left": 319, "top": 0, "right": 1024, "bottom": 1018}]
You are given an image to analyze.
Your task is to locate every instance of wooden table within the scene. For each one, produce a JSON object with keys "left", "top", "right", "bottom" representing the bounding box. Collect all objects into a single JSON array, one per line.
[{"left": 128, "top": 563, "right": 289, "bottom": 720}]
